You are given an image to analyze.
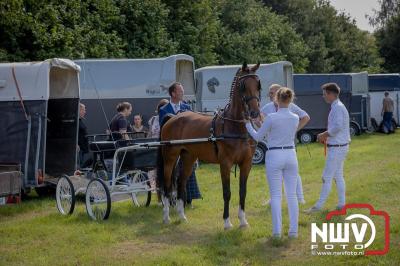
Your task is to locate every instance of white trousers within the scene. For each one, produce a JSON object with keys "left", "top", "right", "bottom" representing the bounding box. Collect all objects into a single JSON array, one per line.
[
  {"left": 296, "top": 174, "right": 305, "bottom": 201},
  {"left": 315, "top": 146, "right": 349, "bottom": 209},
  {"left": 265, "top": 149, "right": 299, "bottom": 237}
]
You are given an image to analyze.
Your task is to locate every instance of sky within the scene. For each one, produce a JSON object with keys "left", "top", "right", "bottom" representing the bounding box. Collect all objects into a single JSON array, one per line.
[{"left": 329, "top": 0, "right": 381, "bottom": 32}]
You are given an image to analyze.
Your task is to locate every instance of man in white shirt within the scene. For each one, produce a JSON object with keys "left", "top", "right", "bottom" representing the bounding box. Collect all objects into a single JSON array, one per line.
[
  {"left": 261, "top": 84, "right": 310, "bottom": 205},
  {"left": 305, "top": 83, "right": 350, "bottom": 213}
]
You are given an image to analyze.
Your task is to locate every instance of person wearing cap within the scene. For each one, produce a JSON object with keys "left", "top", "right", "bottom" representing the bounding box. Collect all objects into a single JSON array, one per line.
[
  {"left": 261, "top": 84, "right": 310, "bottom": 205},
  {"left": 305, "top": 82, "right": 350, "bottom": 213},
  {"left": 246, "top": 87, "right": 300, "bottom": 239}
]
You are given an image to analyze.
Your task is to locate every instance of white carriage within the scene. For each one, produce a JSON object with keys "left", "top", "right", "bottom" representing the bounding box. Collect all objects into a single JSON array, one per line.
[
  {"left": 56, "top": 136, "right": 158, "bottom": 220},
  {"left": 55, "top": 135, "right": 216, "bottom": 220}
]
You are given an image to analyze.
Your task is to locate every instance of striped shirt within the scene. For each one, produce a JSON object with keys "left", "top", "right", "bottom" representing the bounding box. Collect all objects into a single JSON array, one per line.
[{"left": 327, "top": 99, "right": 350, "bottom": 145}]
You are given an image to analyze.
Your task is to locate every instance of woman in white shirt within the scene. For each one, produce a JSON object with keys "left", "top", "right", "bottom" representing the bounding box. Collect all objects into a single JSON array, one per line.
[{"left": 246, "top": 87, "right": 299, "bottom": 238}]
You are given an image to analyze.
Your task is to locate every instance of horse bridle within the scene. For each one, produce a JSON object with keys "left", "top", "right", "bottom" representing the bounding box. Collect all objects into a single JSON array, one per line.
[{"left": 237, "top": 74, "right": 262, "bottom": 118}]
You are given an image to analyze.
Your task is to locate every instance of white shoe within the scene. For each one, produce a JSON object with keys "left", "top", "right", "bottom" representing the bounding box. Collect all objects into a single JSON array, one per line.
[
  {"left": 298, "top": 199, "right": 306, "bottom": 205},
  {"left": 304, "top": 206, "right": 321, "bottom": 214}
]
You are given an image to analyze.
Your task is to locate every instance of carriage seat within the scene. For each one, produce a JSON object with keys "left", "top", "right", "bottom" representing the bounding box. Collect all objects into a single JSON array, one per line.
[{"left": 89, "top": 141, "right": 119, "bottom": 152}]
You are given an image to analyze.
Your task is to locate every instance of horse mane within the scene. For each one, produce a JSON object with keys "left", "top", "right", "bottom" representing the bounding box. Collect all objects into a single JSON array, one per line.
[{"left": 223, "top": 68, "right": 242, "bottom": 112}]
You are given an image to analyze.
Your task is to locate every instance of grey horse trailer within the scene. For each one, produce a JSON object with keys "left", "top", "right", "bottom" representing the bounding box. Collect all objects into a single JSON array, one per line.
[
  {"left": 293, "top": 72, "right": 371, "bottom": 143},
  {"left": 0, "top": 59, "right": 81, "bottom": 194},
  {"left": 75, "top": 54, "right": 196, "bottom": 135}
]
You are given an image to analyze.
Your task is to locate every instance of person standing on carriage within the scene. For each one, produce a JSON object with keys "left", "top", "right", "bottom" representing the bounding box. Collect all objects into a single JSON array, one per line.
[
  {"left": 159, "top": 82, "right": 202, "bottom": 207},
  {"left": 108, "top": 102, "right": 132, "bottom": 141},
  {"left": 246, "top": 87, "right": 300, "bottom": 238},
  {"left": 260, "top": 84, "right": 310, "bottom": 206}
]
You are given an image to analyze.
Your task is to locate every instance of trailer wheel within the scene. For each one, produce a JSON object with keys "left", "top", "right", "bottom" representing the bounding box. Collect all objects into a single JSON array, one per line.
[
  {"left": 252, "top": 144, "right": 266, "bottom": 164},
  {"left": 85, "top": 178, "right": 111, "bottom": 220},
  {"left": 350, "top": 122, "right": 361, "bottom": 136},
  {"left": 130, "top": 171, "right": 151, "bottom": 207},
  {"left": 56, "top": 175, "right": 75, "bottom": 215},
  {"left": 299, "top": 131, "right": 314, "bottom": 144}
]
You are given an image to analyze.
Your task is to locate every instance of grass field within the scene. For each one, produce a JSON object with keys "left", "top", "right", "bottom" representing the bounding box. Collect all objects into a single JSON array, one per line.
[{"left": 0, "top": 132, "right": 399, "bottom": 265}]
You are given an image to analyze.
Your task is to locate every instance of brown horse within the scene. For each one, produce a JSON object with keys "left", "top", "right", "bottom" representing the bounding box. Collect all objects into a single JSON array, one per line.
[{"left": 160, "top": 63, "right": 261, "bottom": 229}]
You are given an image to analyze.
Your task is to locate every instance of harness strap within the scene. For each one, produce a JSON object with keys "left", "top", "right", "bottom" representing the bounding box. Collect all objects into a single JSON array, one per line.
[{"left": 211, "top": 115, "right": 219, "bottom": 156}]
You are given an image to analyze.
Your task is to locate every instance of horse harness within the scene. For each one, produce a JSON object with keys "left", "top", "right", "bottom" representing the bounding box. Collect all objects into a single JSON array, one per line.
[{"left": 208, "top": 74, "right": 261, "bottom": 156}]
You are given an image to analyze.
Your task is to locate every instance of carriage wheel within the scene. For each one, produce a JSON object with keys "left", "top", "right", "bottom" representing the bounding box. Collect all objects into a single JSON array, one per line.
[
  {"left": 85, "top": 178, "right": 111, "bottom": 220},
  {"left": 131, "top": 171, "right": 151, "bottom": 207},
  {"left": 56, "top": 174, "right": 76, "bottom": 215}
]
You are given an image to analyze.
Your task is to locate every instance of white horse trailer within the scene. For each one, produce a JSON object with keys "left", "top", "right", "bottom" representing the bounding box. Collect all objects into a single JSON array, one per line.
[
  {"left": 0, "top": 59, "right": 81, "bottom": 194},
  {"left": 195, "top": 61, "right": 293, "bottom": 112},
  {"left": 368, "top": 74, "right": 400, "bottom": 129},
  {"left": 195, "top": 62, "right": 294, "bottom": 164},
  {"left": 75, "top": 54, "right": 196, "bottom": 134}
]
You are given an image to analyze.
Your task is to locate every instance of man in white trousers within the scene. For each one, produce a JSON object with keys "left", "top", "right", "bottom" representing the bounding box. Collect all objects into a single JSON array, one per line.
[
  {"left": 261, "top": 84, "right": 310, "bottom": 205},
  {"left": 305, "top": 83, "right": 350, "bottom": 213}
]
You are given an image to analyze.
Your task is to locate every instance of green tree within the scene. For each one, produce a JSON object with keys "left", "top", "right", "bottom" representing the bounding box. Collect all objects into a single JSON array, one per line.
[
  {"left": 116, "top": 0, "right": 176, "bottom": 58},
  {"left": 375, "top": 14, "right": 400, "bottom": 72},
  {"left": 371, "top": 0, "right": 400, "bottom": 72},
  {"left": 215, "top": 0, "right": 309, "bottom": 72},
  {"left": 263, "top": 0, "right": 383, "bottom": 73},
  {"left": 0, "top": 0, "right": 126, "bottom": 61},
  {"left": 162, "top": 0, "right": 220, "bottom": 67}
]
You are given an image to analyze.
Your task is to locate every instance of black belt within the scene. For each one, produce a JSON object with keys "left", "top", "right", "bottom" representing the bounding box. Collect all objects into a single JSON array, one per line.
[
  {"left": 327, "top": 143, "right": 349, "bottom": 147},
  {"left": 266, "top": 146, "right": 295, "bottom": 151}
]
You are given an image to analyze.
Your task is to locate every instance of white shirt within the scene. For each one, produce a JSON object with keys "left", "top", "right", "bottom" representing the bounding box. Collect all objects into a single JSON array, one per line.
[
  {"left": 261, "top": 102, "right": 309, "bottom": 118},
  {"left": 246, "top": 108, "right": 299, "bottom": 148},
  {"left": 327, "top": 99, "right": 350, "bottom": 145},
  {"left": 172, "top": 101, "right": 182, "bottom": 114}
]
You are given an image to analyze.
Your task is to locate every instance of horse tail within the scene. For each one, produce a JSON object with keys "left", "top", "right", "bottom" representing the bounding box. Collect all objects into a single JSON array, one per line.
[{"left": 157, "top": 114, "right": 174, "bottom": 196}]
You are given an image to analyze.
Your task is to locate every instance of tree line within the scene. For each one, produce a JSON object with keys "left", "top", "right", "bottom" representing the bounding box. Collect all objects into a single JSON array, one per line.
[{"left": 0, "top": 0, "right": 398, "bottom": 73}]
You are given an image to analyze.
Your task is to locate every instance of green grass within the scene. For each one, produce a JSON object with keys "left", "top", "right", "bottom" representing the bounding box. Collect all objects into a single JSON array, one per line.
[{"left": 1, "top": 132, "right": 399, "bottom": 265}]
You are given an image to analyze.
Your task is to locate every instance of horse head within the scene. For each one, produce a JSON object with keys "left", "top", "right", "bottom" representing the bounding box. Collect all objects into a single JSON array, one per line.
[{"left": 237, "top": 62, "right": 262, "bottom": 119}]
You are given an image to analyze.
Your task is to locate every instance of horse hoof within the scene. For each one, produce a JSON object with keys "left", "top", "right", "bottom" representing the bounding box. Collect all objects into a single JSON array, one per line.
[
  {"left": 224, "top": 225, "right": 233, "bottom": 230},
  {"left": 224, "top": 219, "right": 233, "bottom": 230},
  {"left": 163, "top": 215, "right": 170, "bottom": 224},
  {"left": 239, "top": 222, "right": 249, "bottom": 229},
  {"left": 179, "top": 215, "right": 188, "bottom": 222}
]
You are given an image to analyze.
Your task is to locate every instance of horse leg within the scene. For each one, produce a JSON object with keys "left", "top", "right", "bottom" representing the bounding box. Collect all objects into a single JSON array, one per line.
[
  {"left": 162, "top": 148, "right": 179, "bottom": 224},
  {"left": 238, "top": 160, "right": 252, "bottom": 228},
  {"left": 176, "top": 151, "right": 197, "bottom": 222},
  {"left": 220, "top": 163, "right": 233, "bottom": 230}
]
